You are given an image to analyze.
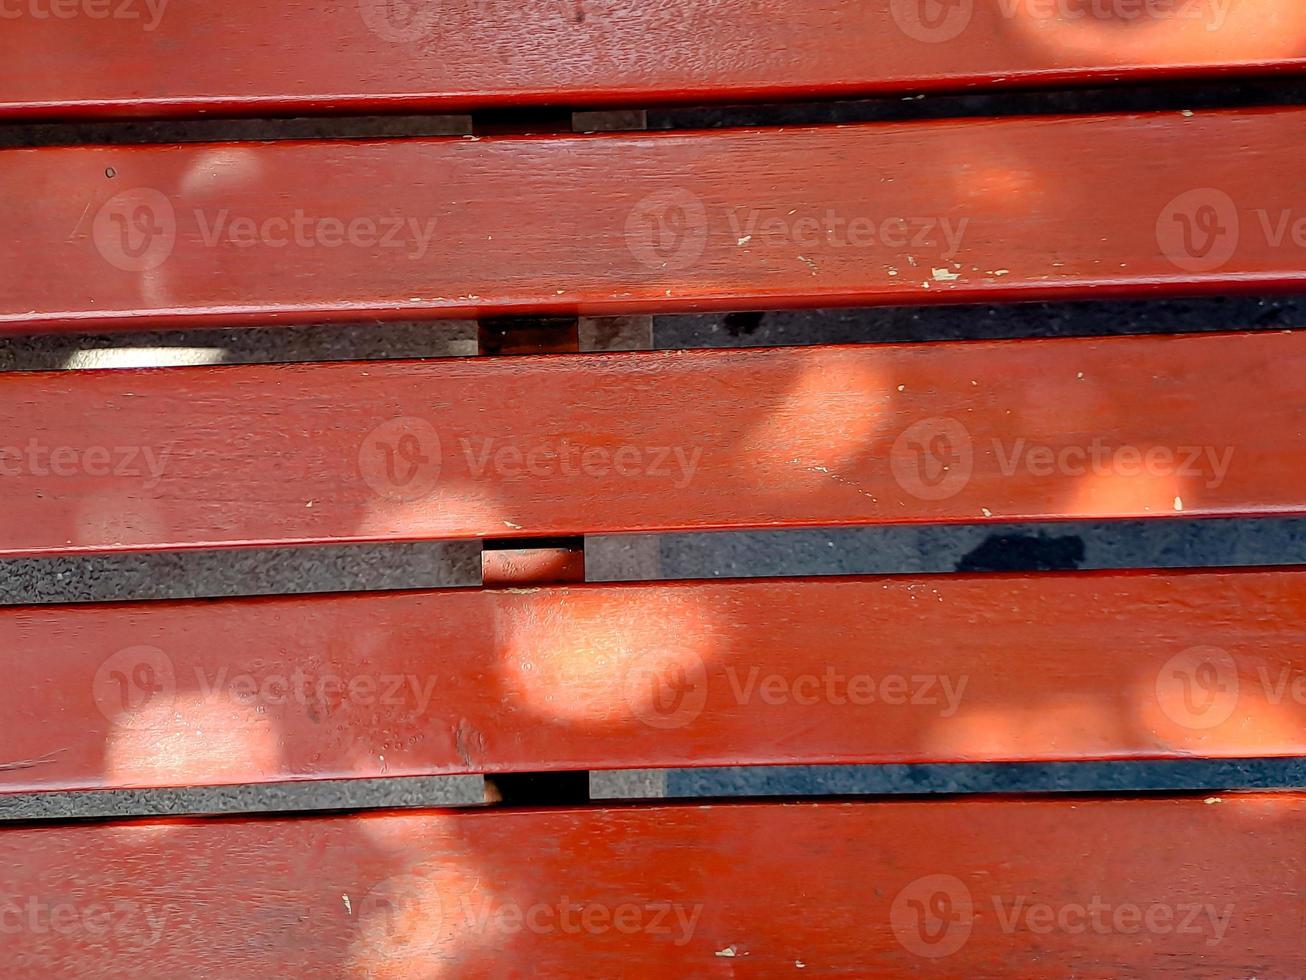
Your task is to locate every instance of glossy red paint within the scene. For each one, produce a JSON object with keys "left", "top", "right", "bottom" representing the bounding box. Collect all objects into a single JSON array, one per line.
[
  {"left": 0, "top": 331, "right": 1301, "bottom": 556},
  {"left": 480, "top": 545, "right": 585, "bottom": 587},
  {"left": 5, "top": 109, "right": 1306, "bottom": 330},
  {"left": 3, "top": 0, "right": 1306, "bottom": 119},
  {"left": 0, "top": 795, "right": 1300, "bottom": 975},
  {"left": 4, "top": 567, "right": 1305, "bottom": 794}
]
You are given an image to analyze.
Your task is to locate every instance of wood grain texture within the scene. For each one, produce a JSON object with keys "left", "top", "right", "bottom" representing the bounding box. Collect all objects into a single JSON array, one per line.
[
  {"left": 0, "top": 331, "right": 1303, "bottom": 556},
  {"left": 6, "top": 108, "right": 1306, "bottom": 330},
  {"left": 3, "top": 0, "right": 1306, "bottom": 119},
  {"left": 0, "top": 795, "right": 1302, "bottom": 976},
  {"left": 5, "top": 567, "right": 1306, "bottom": 793}
]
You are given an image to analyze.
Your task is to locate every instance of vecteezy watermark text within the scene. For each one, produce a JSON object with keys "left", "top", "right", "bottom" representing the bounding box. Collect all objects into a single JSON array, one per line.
[
  {"left": 624, "top": 188, "right": 970, "bottom": 272},
  {"left": 0, "top": 0, "right": 168, "bottom": 30},
  {"left": 356, "top": 873, "right": 703, "bottom": 951},
  {"left": 0, "top": 895, "right": 169, "bottom": 951},
  {"left": 890, "top": 0, "right": 1233, "bottom": 44},
  {"left": 458, "top": 895, "right": 702, "bottom": 946},
  {"left": 194, "top": 210, "right": 438, "bottom": 260},
  {"left": 359, "top": 417, "right": 705, "bottom": 503},
  {"left": 0, "top": 440, "right": 171, "bottom": 487},
  {"left": 461, "top": 438, "right": 701, "bottom": 489},
  {"left": 92, "top": 646, "right": 441, "bottom": 726},
  {"left": 890, "top": 874, "right": 1234, "bottom": 959},
  {"left": 623, "top": 651, "right": 969, "bottom": 730},
  {"left": 890, "top": 417, "right": 1234, "bottom": 502},
  {"left": 91, "top": 189, "right": 439, "bottom": 272}
]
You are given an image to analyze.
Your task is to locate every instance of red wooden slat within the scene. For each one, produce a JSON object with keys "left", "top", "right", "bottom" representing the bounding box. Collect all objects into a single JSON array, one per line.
[
  {"left": 5, "top": 108, "right": 1306, "bottom": 330},
  {"left": 0, "top": 795, "right": 1301, "bottom": 975},
  {"left": 0, "top": 331, "right": 1302, "bottom": 556},
  {"left": 5, "top": 567, "right": 1306, "bottom": 794},
  {"left": 3, "top": 0, "right": 1305, "bottom": 119}
]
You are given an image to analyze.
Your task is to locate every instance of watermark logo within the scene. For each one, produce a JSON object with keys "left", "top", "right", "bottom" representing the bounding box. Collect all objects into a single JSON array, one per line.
[
  {"left": 726, "top": 210, "right": 969, "bottom": 258},
  {"left": 624, "top": 190, "right": 970, "bottom": 273},
  {"left": 724, "top": 668, "right": 968, "bottom": 716},
  {"left": 92, "top": 188, "right": 176, "bottom": 273},
  {"left": 462, "top": 438, "right": 701, "bottom": 489},
  {"left": 194, "top": 210, "right": 438, "bottom": 260},
  {"left": 623, "top": 650, "right": 709, "bottom": 730},
  {"left": 1005, "top": 0, "right": 1233, "bottom": 30},
  {"left": 990, "top": 895, "right": 1233, "bottom": 947},
  {"left": 892, "top": 874, "right": 1234, "bottom": 959},
  {"left": 459, "top": 894, "right": 702, "bottom": 945},
  {"left": 1155, "top": 646, "right": 1240, "bottom": 729},
  {"left": 891, "top": 875, "right": 974, "bottom": 958},
  {"left": 92, "top": 646, "right": 177, "bottom": 729},
  {"left": 625, "top": 189, "right": 709, "bottom": 272},
  {"left": 0, "top": 0, "right": 170, "bottom": 30},
  {"left": 994, "top": 439, "right": 1233, "bottom": 489},
  {"left": 91, "top": 191, "right": 439, "bottom": 270},
  {"left": 359, "top": 417, "right": 443, "bottom": 503},
  {"left": 359, "top": 418, "right": 704, "bottom": 502},
  {"left": 357, "top": 0, "right": 439, "bottom": 41},
  {"left": 193, "top": 667, "right": 440, "bottom": 719},
  {"left": 890, "top": 418, "right": 1235, "bottom": 502},
  {"left": 0, "top": 896, "right": 168, "bottom": 952},
  {"left": 891, "top": 0, "right": 1231, "bottom": 42},
  {"left": 0, "top": 439, "right": 171, "bottom": 487},
  {"left": 891, "top": 418, "right": 974, "bottom": 501},
  {"left": 1156, "top": 188, "right": 1239, "bottom": 273},
  {"left": 890, "top": 0, "right": 974, "bottom": 42},
  {"left": 358, "top": 875, "right": 443, "bottom": 953}
]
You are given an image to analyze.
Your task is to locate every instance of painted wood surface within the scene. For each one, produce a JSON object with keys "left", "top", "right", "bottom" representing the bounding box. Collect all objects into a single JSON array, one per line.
[
  {"left": 3, "top": 0, "right": 1305, "bottom": 119},
  {"left": 0, "top": 795, "right": 1301, "bottom": 975},
  {"left": 0, "top": 331, "right": 1301, "bottom": 556},
  {"left": 4, "top": 567, "right": 1306, "bottom": 793},
  {"left": 5, "top": 108, "right": 1306, "bottom": 330}
]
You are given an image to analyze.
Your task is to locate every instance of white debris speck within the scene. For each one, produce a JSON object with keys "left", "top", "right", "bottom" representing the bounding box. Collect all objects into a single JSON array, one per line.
[
  {"left": 796, "top": 963, "right": 806, "bottom": 970},
  {"left": 897, "top": 384, "right": 906, "bottom": 392},
  {"left": 1173, "top": 496, "right": 1184, "bottom": 512},
  {"left": 504, "top": 520, "right": 523, "bottom": 529},
  {"left": 716, "top": 946, "right": 737, "bottom": 958},
  {"left": 931, "top": 267, "right": 960, "bottom": 282},
  {"left": 1181, "top": 109, "right": 1195, "bottom": 117},
  {"left": 305, "top": 500, "right": 314, "bottom": 508},
  {"left": 1205, "top": 797, "right": 1222, "bottom": 804},
  {"left": 737, "top": 235, "right": 752, "bottom": 246},
  {"left": 981, "top": 508, "right": 992, "bottom": 518},
  {"left": 342, "top": 894, "right": 352, "bottom": 915},
  {"left": 1077, "top": 372, "right": 1085, "bottom": 380}
]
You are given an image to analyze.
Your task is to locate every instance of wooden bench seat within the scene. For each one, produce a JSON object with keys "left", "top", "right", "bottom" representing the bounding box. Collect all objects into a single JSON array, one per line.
[
  {"left": 4, "top": 9, "right": 1305, "bottom": 977},
  {"left": 3, "top": 567, "right": 1305, "bottom": 794},
  {"left": 5, "top": 108, "right": 1306, "bottom": 331},
  {"left": 4, "top": 0, "right": 1306, "bottom": 120},
  {"left": 0, "top": 330, "right": 1302, "bottom": 557},
  {"left": 2, "top": 795, "right": 1301, "bottom": 975}
]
